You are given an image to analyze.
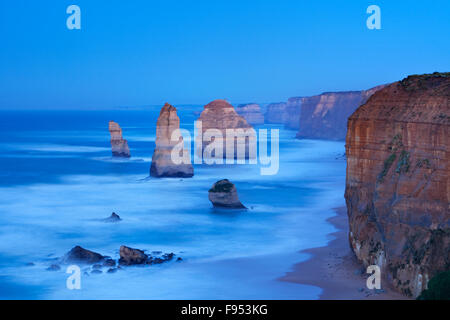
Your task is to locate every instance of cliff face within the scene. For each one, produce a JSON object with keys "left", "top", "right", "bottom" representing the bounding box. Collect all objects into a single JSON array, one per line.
[
  {"left": 235, "top": 103, "right": 264, "bottom": 125},
  {"left": 263, "top": 100, "right": 301, "bottom": 129},
  {"left": 109, "top": 121, "right": 131, "bottom": 157},
  {"left": 264, "top": 102, "right": 288, "bottom": 124},
  {"left": 296, "top": 86, "right": 386, "bottom": 140},
  {"left": 285, "top": 98, "right": 302, "bottom": 130},
  {"left": 345, "top": 73, "right": 450, "bottom": 297},
  {"left": 196, "top": 99, "right": 256, "bottom": 160},
  {"left": 150, "top": 103, "right": 194, "bottom": 178},
  {"left": 296, "top": 91, "right": 364, "bottom": 140}
]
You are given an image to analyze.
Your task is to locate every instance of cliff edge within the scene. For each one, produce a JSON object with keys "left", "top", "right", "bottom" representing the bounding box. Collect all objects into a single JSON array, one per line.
[{"left": 345, "top": 72, "right": 450, "bottom": 297}]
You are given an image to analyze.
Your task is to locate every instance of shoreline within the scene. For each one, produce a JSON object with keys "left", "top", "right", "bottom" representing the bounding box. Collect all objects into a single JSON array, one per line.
[{"left": 280, "top": 207, "right": 410, "bottom": 300}]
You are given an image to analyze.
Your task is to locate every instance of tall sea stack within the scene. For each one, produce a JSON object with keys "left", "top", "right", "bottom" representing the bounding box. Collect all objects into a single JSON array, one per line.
[
  {"left": 109, "top": 121, "right": 131, "bottom": 158},
  {"left": 150, "top": 103, "right": 194, "bottom": 178},
  {"left": 345, "top": 72, "right": 449, "bottom": 297}
]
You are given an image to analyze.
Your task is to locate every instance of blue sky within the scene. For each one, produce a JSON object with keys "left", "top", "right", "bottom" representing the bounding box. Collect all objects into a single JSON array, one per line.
[{"left": 0, "top": 0, "right": 449, "bottom": 109}]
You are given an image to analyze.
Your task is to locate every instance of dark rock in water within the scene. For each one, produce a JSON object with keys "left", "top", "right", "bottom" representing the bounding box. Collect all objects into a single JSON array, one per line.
[
  {"left": 107, "top": 268, "right": 118, "bottom": 274},
  {"left": 63, "top": 246, "right": 105, "bottom": 264},
  {"left": 103, "top": 258, "right": 116, "bottom": 267},
  {"left": 91, "top": 269, "right": 102, "bottom": 274},
  {"left": 119, "top": 245, "right": 148, "bottom": 265},
  {"left": 208, "top": 179, "right": 246, "bottom": 209},
  {"left": 176, "top": 257, "right": 183, "bottom": 262},
  {"left": 162, "top": 253, "right": 174, "bottom": 261},
  {"left": 103, "top": 212, "right": 122, "bottom": 223},
  {"left": 26, "top": 262, "right": 35, "bottom": 267},
  {"left": 152, "top": 251, "right": 162, "bottom": 255},
  {"left": 92, "top": 264, "right": 102, "bottom": 270},
  {"left": 47, "top": 264, "right": 61, "bottom": 271},
  {"left": 152, "top": 257, "right": 165, "bottom": 264}
]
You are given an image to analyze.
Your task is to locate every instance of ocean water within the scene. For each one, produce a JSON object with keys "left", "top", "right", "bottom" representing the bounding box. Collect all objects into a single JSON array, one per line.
[{"left": 0, "top": 107, "right": 346, "bottom": 299}]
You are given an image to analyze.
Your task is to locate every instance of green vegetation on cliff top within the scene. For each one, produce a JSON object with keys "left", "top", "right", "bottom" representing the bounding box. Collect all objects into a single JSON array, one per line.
[{"left": 417, "top": 271, "right": 450, "bottom": 300}]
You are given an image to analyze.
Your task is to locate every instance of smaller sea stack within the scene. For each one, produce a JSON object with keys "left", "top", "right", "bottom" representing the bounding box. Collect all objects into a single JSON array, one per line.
[
  {"left": 208, "top": 179, "right": 246, "bottom": 209},
  {"left": 109, "top": 121, "right": 131, "bottom": 157}
]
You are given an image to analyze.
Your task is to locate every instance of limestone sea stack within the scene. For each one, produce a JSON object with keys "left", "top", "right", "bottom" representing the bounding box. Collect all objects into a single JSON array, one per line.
[
  {"left": 235, "top": 103, "right": 264, "bottom": 125},
  {"left": 196, "top": 99, "right": 256, "bottom": 160},
  {"left": 150, "top": 103, "right": 194, "bottom": 178},
  {"left": 208, "top": 179, "right": 246, "bottom": 209},
  {"left": 345, "top": 72, "right": 450, "bottom": 297},
  {"left": 109, "top": 121, "right": 131, "bottom": 157},
  {"left": 296, "top": 85, "right": 387, "bottom": 140}
]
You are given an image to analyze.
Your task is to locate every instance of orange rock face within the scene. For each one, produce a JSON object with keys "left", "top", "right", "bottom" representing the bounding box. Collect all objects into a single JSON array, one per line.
[
  {"left": 196, "top": 99, "right": 256, "bottom": 160},
  {"left": 345, "top": 73, "right": 450, "bottom": 297},
  {"left": 150, "top": 103, "right": 193, "bottom": 177},
  {"left": 109, "top": 121, "right": 131, "bottom": 157}
]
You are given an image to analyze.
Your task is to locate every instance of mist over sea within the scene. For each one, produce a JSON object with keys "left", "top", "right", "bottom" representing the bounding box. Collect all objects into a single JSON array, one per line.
[{"left": 0, "top": 107, "right": 346, "bottom": 299}]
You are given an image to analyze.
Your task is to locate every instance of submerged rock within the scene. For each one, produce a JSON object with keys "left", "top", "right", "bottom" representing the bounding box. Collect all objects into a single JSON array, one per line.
[
  {"left": 103, "top": 212, "right": 122, "bottom": 223},
  {"left": 208, "top": 179, "right": 246, "bottom": 209},
  {"left": 47, "top": 264, "right": 61, "bottom": 271},
  {"left": 150, "top": 103, "right": 194, "bottom": 178},
  {"left": 119, "top": 245, "right": 148, "bottom": 265},
  {"left": 63, "top": 246, "right": 105, "bottom": 264},
  {"left": 109, "top": 121, "right": 131, "bottom": 158},
  {"left": 103, "top": 258, "right": 116, "bottom": 267}
]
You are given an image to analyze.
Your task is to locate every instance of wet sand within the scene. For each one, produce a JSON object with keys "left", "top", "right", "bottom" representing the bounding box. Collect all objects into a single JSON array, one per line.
[{"left": 280, "top": 207, "right": 410, "bottom": 300}]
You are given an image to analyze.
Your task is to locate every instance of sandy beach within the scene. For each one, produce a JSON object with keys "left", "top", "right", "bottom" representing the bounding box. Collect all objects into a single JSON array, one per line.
[{"left": 280, "top": 207, "right": 410, "bottom": 300}]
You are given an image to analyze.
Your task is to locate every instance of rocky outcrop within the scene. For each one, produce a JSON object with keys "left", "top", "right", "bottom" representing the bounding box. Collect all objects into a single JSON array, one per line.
[
  {"left": 235, "top": 103, "right": 264, "bottom": 125},
  {"left": 345, "top": 72, "right": 450, "bottom": 298},
  {"left": 150, "top": 103, "right": 194, "bottom": 178},
  {"left": 109, "top": 121, "right": 131, "bottom": 157},
  {"left": 264, "top": 102, "right": 288, "bottom": 124},
  {"left": 196, "top": 100, "right": 256, "bottom": 160},
  {"left": 208, "top": 179, "right": 246, "bottom": 209},
  {"left": 103, "top": 212, "right": 121, "bottom": 223},
  {"left": 63, "top": 246, "right": 105, "bottom": 264},
  {"left": 119, "top": 246, "right": 148, "bottom": 265},
  {"left": 296, "top": 86, "right": 387, "bottom": 140}
]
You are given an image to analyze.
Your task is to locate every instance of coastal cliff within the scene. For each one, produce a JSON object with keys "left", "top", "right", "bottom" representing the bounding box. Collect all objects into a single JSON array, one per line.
[
  {"left": 109, "top": 121, "right": 131, "bottom": 157},
  {"left": 196, "top": 99, "right": 256, "bottom": 160},
  {"left": 150, "top": 103, "right": 194, "bottom": 177},
  {"left": 296, "top": 86, "right": 386, "bottom": 140},
  {"left": 264, "top": 102, "right": 288, "bottom": 124},
  {"left": 235, "top": 103, "right": 264, "bottom": 125},
  {"left": 263, "top": 101, "right": 301, "bottom": 130},
  {"left": 285, "top": 98, "right": 302, "bottom": 130},
  {"left": 345, "top": 72, "right": 450, "bottom": 297}
]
